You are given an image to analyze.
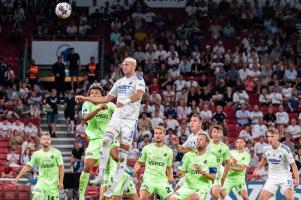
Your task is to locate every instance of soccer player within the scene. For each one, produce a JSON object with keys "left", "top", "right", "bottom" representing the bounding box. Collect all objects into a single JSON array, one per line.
[
  {"left": 171, "top": 114, "right": 204, "bottom": 153},
  {"left": 134, "top": 126, "right": 175, "bottom": 200},
  {"left": 253, "top": 128, "right": 299, "bottom": 200},
  {"left": 209, "top": 125, "right": 231, "bottom": 200},
  {"left": 12, "top": 132, "right": 64, "bottom": 200},
  {"left": 100, "top": 141, "right": 138, "bottom": 200},
  {"left": 169, "top": 132, "right": 217, "bottom": 200},
  {"left": 221, "top": 137, "right": 250, "bottom": 200},
  {"left": 79, "top": 83, "right": 116, "bottom": 200},
  {"left": 75, "top": 57, "right": 145, "bottom": 197}
]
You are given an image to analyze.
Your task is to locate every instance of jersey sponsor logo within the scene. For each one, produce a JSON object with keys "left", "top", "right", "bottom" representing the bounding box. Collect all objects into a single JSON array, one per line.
[
  {"left": 188, "top": 169, "right": 202, "bottom": 174},
  {"left": 148, "top": 160, "right": 165, "bottom": 166},
  {"left": 268, "top": 158, "right": 281, "bottom": 164},
  {"left": 96, "top": 113, "right": 109, "bottom": 119},
  {"left": 41, "top": 163, "right": 56, "bottom": 168}
]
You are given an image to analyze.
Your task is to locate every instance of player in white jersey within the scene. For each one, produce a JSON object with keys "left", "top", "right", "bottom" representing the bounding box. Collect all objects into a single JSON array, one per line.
[
  {"left": 253, "top": 128, "right": 299, "bottom": 200},
  {"left": 75, "top": 57, "right": 145, "bottom": 197}
]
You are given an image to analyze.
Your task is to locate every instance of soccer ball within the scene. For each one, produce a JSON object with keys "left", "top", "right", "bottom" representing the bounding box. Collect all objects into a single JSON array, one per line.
[{"left": 55, "top": 2, "right": 72, "bottom": 19}]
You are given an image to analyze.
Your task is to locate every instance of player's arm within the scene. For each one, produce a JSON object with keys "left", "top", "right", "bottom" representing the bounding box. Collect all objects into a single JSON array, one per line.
[
  {"left": 193, "top": 164, "right": 216, "bottom": 181},
  {"left": 253, "top": 157, "right": 267, "bottom": 176},
  {"left": 117, "top": 89, "right": 144, "bottom": 107},
  {"left": 12, "top": 164, "right": 32, "bottom": 184},
  {"left": 110, "top": 146, "right": 119, "bottom": 162},
  {"left": 59, "top": 164, "right": 64, "bottom": 189},
  {"left": 76, "top": 95, "right": 115, "bottom": 104},
  {"left": 166, "top": 166, "right": 175, "bottom": 184},
  {"left": 221, "top": 159, "right": 230, "bottom": 184},
  {"left": 230, "top": 164, "right": 248, "bottom": 172},
  {"left": 134, "top": 146, "right": 147, "bottom": 176},
  {"left": 83, "top": 104, "right": 108, "bottom": 122},
  {"left": 171, "top": 135, "right": 190, "bottom": 153},
  {"left": 291, "top": 162, "right": 300, "bottom": 187},
  {"left": 133, "top": 161, "right": 144, "bottom": 176}
]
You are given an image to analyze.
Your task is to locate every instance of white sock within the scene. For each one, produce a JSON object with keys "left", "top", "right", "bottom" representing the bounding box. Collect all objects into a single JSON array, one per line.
[
  {"left": 224, "top": 195, "right": 232, "bottom": 200},
  {"left": 109, "top": 148, "right": 129, "bottom": 191},
  {"left": 97, "top": 135, "right": 113, "bottom": 177}
]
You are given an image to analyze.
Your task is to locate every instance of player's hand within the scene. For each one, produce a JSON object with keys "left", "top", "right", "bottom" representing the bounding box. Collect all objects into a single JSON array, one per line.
[
  {"left": 221, "top": 177, "right": 226, "bottom": 186},
  {"left": 168, "top": 177, "right": 176, "bottom": 184},
  {"left": 11, "top": 178, "right": 19, "bottom": 185},
  {"left": 59, "top": 182, "right": 64, "bottom": 190},
  {"left": 134, "top": 169, "right": 139, "bottom": 177},
  {"left": 176, "top": 171, "right": 184, "bottom": 178},
  {"left": 293, "top": 178, "right": 299, "bottom": 188},
  {"left": 75, "top": 95, "right": 85, "bottom": 103},
  {"left": 193, "top": 164, "right": 203, "bottom": 174}
]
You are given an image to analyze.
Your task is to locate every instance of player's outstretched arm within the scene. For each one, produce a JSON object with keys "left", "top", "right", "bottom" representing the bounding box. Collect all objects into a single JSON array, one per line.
[
  {"left": 290, "top": 162, "right": 300, "bottom": 188},
  {"left": 75, "top": 95, "right": 114, "bottom": 104},
  {"left": 59, "top": 164, "right": 64, "bottom": 190},
  {"left": 117, "top": 90, "right": 144, "bottom": 107},
  {"left": 253, "top": 157, "right": 267, "bottom": 176},
  {"left": 11, "top": 165, "right": 32, "bottom": 185},
  {"left": 221, "top": 159, "right": 230, "bottom": 185}
]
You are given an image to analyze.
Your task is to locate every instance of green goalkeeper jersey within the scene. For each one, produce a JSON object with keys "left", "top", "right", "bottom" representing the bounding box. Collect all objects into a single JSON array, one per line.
[
  {"left": 209, "top": 140, "right": 230, "bottom": 173},
  {"left": 82, "top": 101, "right": 115, "bottom": 140},
  {"left": 139, "top": 143, "right": 173, "bottom": 181},
  {"left": 27, "top": 147, "right": 63, "bottom": 190},
  {"left": 181, "top": 151, "right": 217, "bottom": 190},
  {"left": 227, "top": 150, "right": 250, "bottom": 180}
]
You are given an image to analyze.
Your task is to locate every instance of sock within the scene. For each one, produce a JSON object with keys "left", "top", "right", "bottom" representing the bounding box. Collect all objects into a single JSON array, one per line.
[
  {"left": 79, "top": 171, "right": 90, "bottom": 200},
  {"left": 97, "top": 135, "right": 113, "bottom": 178},
  {"left": 109, "top": 149, "right": 129, "bottom": 192},
  {"left": 224, "top": 195, "right": 232, "bottom": 200}
]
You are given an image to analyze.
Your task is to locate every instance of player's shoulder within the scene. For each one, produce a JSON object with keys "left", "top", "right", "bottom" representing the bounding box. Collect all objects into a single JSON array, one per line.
[
  {"left": 263, "top": 145, "right": 272, "bottom": 152},
  {"left": 135, "top": 73, "right": 144, "bottom": 81},
  {"left": 163, "top": 144, "right": 174, "bottom": 154},
  {"left": 229, "top": 149, "right": 236, "bottom": 154},
  {"left": 51, "top": 147, "right": 62, "bottom": 154},
  {"left": 205, "top": 151, "right": 217, "bottom": 162},
  {"left": 107, "top": 102, "right": 116, "bottom": 109},
  {"left": 143, "top": 143, "right": 153, "bottom": 150},
  {"left": 221, "top": 142, "right": 230, "bottom": 151},
  {"left": 82, "top": 101, "right": 92, "bottom": 108},
  {"left": 280, "top": 143, "right": 292, "bottom": 153}
]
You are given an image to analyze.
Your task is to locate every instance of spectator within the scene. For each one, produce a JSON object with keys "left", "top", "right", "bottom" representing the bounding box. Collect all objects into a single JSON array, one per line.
[
  {"left": 45, "top": 89, "right": 59, "bottom": 137},
  {"left": 67, "top": 48, "right": 81, "bottom": 92},
  {"left": 86, "top": 56, "right": 98, "bottom": 84},
  {"left": 21, "top": 136, "right": 35, "bottom": 153},
  {"left": 223, "top": 22, "right": 235, "bottom": 38},
  {"left": 66, "top": 21, "right": 78, "bottom": 35},
  {"left": 254, "top": 136, "right": 268, "bottom": 155},
  {"left": 78, "top": 21, "right": 91, "bottom": 37},
  {"left": 13, "top": 99, "right": 29, "bottom": 118},
  {"left": 163, "top": 85, "right": 175, "bottom": 105},
  {"left": 11, "top": 117, "right": 25, "bottom": 135},
  {"left": 75, "top": 119, "right": 87, "bottom": 137},
  {"left": 138, "top": 135, "right": 150, "bottom": 151},
  {"left": 0, "top": 117, "right": 11, "bottom": 138},
  {"left": 165, "top": 114, "right": 179, "bottom": 131},
  {"left": 286, "top": 118, "right": 301, "bottom": 139},
  {"left": 52, "top": 56, "right": 66, "bottom": 97},
  {"left": 209, "top": 20, "right": 222, "bottom": 39},
  {"left": 212, "top": 105, "right": 226, "bottom": 125},
  {"left": 270, "top": 87, "right": 283, "bottom": 106},
  {"left": 7, "top": 148, "right": 20, "bottom": 167},
  {"left": 275, "top": 105, "right": 289, "bottom": 124},
  {"left": 20, "top": 147, "right": 32, "bottom": 165},
  {"left": 287, "top": 89, "right": 299, "bottom": 113},
  {"left": 263, "top": 106, "right": 276, "bottom": 124},
  {"left": 252, "top": 118, "right": 267, "bottom": 139},
  {"left": 200, "top": 104, "right": 212, "bottom": 123},
  {"left": 250, "top": 105, "right": 263, "bottom": 124},
  {"left": 28, "top": 90, "right": 42, "bottom": 118},
  {"left": 138, "top": 113, "right": 152, "bottom": 138},
  {"left": 282, "top": 133, "right": 295, "bottom": 153},
  {"left": 0, "top": 163, "right": 14, "bottom": 178},
  {"left": 175, "top": 87, "right": 188, "bottom": 105},
  {"left": 9, "top": 130, "right": 23, "bottom": 150},
  {"left": 128, "top": 142, "right": 139, "bottom": 162},
  {"left": 64, "top": 91, "right": 76, "bottom": 134},
  {"left": 239, "top": 124, "right": 252, "bottom": 141},
  {"left": 236, "top": 104, "right": 251, "bottom": 126},
  {"left": 24, "top": 120, "right": 38, "bottom": 137},
  {"left": 70, "top": 142, "right": 84, "bottom": 172},
  {"left": 259, "top": 88, "right": 271, "bottom": 106},
  {"left": 233, "top": 87, "right": 249, "bottom": 107},
  {"left": 151, "top": 109, "right": 165, "bottom": 127},
  {"left": 176, "top": 99, "right": 189, "bottom": 121},
  {"left": 249, "top": 150, "right": 259, "bottom": 168}
]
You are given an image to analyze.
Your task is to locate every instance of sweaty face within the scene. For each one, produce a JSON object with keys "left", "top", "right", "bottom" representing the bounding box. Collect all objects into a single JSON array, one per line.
[
  {"left": 41, "top": 135, "right": 51, "bottom": 148},
  {"left": 122, "top": 60, "right": 135, "bottom": 75},
  {"left": 267, "top": 132, "right": 279, "bottom": 145},
  {"left": 154, "top": 129, "right": 164, "bottom": 142},
  {"left": 235, "top": 138, "right": 246, "bottom": 150},
  {"left": 89, "top": 89, "right": 101, "bottom": 97},
  {"left": 189, "top": 117, "right": 201, "bottom": 133}
]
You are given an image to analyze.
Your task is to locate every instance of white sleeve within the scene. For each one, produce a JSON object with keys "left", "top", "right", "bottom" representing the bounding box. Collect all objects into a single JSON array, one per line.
[
  {"left": 108, "top": 80, "right": 119, "bottom": 97},
  {"left": 136, "top": 78, "right": 146, "bottom": 92},
  {"left": 177, "top": 178, "right": 185, "bottom": 187},
  {"left": 286, "top": 150, "right": 295, "bottom": 164}
]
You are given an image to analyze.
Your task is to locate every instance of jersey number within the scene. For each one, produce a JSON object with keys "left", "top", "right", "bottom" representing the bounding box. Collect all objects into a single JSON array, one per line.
[
  {"left": 166, "top": 187, "right": 171, "bottom": 193},
  {"left": 48, "top": 196, "right": 55, "bottom": 200}
]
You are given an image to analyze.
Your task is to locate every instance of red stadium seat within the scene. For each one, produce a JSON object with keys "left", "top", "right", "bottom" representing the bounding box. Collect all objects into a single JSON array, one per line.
[
  {"left": 288, "top": 113, "right": 298, "bottom": 120},
  {"left": 17, "top": 185, "right": 31, "bottom": 192},
  {"left": 0, "top": 160, "right": 7, "bottom": 166},
  {"left": 18, "top": 192, "right": 30, "bottom": 199},
  {"left": 0, "top": 154, "right": 7, "bottom": 160},
  {"left": 0, "top": 142, "right": 9, "bottom": 148},
  {"left": 3, "top": 185, "right": 17, "bottom": 191},
  {"left": 227, "top": 125, "right": 239, "bottom": 138},
  {"left": 0, "top": 148, "right": 9, "bottom": 154}
]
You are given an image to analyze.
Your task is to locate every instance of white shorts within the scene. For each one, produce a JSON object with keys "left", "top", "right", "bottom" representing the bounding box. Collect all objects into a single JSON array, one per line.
[
  {"left": 262, "top": 178, "right": 293, "bottom": 195},
  {"left": 106, "top": 117, "right": 137, "bottom": 146}
]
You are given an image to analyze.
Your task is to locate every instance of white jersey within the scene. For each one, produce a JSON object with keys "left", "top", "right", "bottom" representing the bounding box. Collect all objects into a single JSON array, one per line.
[
  {"left": 108, "top": 73, "right": 145, "bottom": 120},
  {"left": 182, "top": 130, "right": 207, "bottom": 149},
  {"left": 263, "top": 144, "right": 295, "bottom": 180}
]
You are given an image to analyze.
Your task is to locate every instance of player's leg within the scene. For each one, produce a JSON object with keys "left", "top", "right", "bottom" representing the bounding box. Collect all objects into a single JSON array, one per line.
[
  {"left": 155, "top": 181, "right": 173, "bottom": 200},
  {"left": 234, "top": 181, "right": 249, "bottom": 200},
  {"left": 282, "top": 180, "right": 294, "bottom": 200},
  {"left": 140, "top": 189, "right": 151, "bottom": 200},
  {"left": 123, "top": 176, "right": 138, "bottom": 200},
  {"left": 169, "top": 186, "right": 194, "bottom": 200},
  {"left": 32, "top": 187, "right": 45, "bottom": 200},
  {"left": 99, "top": 186, "right": 107, "bottom": 200},
  {"left": 221, "top": 178, "right": 234, "bottom": 200},
  {"left": 105, "top": 121, "right": 136, "bottom": 195},
  {"left": 239, "top": 189, "right": 249, "bottom": 200},
  {"left": 258, "top": 189, "right": 273, "bottom": 200},
  {"left": 79, "top": 158, "right": 96, "bottom": 200}
]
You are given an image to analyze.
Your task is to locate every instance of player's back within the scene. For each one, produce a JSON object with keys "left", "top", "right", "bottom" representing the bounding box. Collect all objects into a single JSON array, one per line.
[
  {"left": 109, "top": 73, "right": 145, "bottom": 119},
  {"left": 263, "top": 144, "right": 295, "bottom": 179}
]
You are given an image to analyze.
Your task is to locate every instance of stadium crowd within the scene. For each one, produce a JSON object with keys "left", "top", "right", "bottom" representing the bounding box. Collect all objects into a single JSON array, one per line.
[{"left": 0, "top": 0, "right": 301, "bottom": 189}]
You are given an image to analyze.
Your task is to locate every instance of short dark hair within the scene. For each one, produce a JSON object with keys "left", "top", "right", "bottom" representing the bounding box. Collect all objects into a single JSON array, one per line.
[{"left": 190, "top": 114, "right": 202, "bottom": 121}]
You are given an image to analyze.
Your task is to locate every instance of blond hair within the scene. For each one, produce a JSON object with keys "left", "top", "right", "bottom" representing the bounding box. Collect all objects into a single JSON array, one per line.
[
  {"left": 198, "top": 130, "right": 210, "bottom": 142},
  {"left": 124, "top": 57, "right": 137, "bottom": 67},
  {"left": 266, "top": 127, "right": 279, "bottom": 135},
  {"left": 154, "top": 126, "right": 166, "bottom": 134}
]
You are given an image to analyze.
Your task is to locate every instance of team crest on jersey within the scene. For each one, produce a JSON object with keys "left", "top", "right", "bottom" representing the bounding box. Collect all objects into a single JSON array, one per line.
[
  {"left": 51, "top": 155, "right": 54, "bottom": 159},
  {"left": 203, "top": 160, "right": 207, "bottom": 164},
  {"left": 242, "top": 157, "right": 245, "bottom": 160},
  {"left": 279, "top": 155, "right": 282, "bottom": 158},
  {"left": 164, "top": 153, "right": 167, "bottom": 157},
  {"left": 218, "top": 149, "right": 222, "bottom": 153}
]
